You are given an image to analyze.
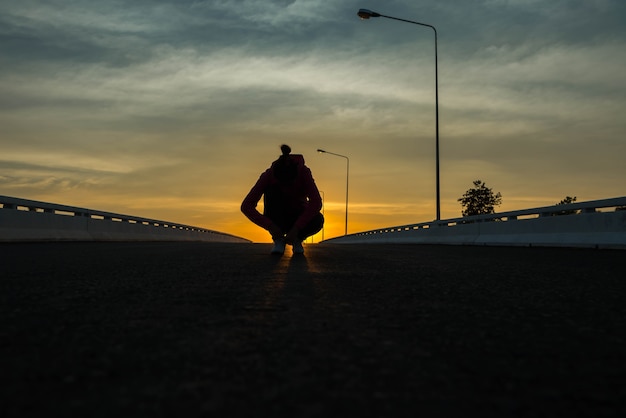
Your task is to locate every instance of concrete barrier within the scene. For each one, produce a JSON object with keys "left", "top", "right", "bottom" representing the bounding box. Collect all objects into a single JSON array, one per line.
[
  {"left": 323, "top": 196, "right": 626, "bottom": 249},
  {"left": 0, "top": 195, "right": 250, "bottom": 243}
]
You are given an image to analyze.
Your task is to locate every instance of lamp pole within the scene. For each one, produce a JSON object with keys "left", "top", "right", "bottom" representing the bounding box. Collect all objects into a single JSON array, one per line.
[
  {"left": 317, "top": 149, "right": 349, "bottom": 235},
  {"left": 357, "top": 8, "right": 440, "bottom": 221}
]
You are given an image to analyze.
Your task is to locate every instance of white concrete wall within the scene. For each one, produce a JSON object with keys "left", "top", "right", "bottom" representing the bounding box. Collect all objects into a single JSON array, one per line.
[
  {"left": 0, "top": 195, "right": 250, "bottom": 243},
  {"left": 324, "top": 197, "right": 626, "bottom": 249}
]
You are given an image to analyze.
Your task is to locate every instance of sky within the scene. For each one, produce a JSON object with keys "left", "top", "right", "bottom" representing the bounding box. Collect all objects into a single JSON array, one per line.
[{"left": 1, "top": 0, "right": 625, "bottom": 243}]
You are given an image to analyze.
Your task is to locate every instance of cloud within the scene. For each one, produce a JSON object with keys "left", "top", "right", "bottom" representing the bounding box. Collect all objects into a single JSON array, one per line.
[{"left": 1, "top": 0, "right": 625, "bottom": 241}]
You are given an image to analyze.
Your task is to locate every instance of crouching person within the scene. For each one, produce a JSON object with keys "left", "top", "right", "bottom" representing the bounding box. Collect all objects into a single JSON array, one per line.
[{"left": 241, "top": 144, "right": 324, "bottom": 255}]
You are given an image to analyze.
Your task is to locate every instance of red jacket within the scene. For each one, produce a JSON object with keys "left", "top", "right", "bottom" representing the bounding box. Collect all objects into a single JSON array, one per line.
[{"left": 241, "top": 154, "right": 322, "bottom": 231}]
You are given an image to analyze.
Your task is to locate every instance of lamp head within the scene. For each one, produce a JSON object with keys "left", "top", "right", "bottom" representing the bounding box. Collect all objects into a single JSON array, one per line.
[
  {"left": 357, "top": 9, "right": 380, "bottom": 20},
  {"left": 317, "top": 149, "right": 326, "bottom": 153}
]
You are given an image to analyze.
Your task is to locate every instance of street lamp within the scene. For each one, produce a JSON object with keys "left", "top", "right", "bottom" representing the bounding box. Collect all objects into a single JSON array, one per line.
[
  {"left": 317, "top": 149, "right": 349, "bottom": 235},
  {"left": 357, "top": 8, "right": 441, "bottom": 221}
]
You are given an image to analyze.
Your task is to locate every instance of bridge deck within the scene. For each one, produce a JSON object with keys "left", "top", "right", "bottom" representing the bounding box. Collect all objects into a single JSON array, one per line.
[{"left": 1, "top": 242, "right": 625, "bottom": 417}]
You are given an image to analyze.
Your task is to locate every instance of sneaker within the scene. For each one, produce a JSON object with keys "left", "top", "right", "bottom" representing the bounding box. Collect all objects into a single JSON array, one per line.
[
  {"left": 271, "top": 239, "right": 286, "bottom": 255},
  {"left": 292, "top": 241, "right": 304, "bottom": 255}
]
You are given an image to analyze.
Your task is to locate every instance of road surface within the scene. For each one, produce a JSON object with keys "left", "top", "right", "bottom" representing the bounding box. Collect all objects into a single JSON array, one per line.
[{"left": 1, "top": 242, "right": 624, "bottom": 417}]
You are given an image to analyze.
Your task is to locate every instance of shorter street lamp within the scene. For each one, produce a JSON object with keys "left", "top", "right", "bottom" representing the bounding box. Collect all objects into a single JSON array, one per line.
[{"left": 317, "top": 149, "right": 349, "bottom": 236}]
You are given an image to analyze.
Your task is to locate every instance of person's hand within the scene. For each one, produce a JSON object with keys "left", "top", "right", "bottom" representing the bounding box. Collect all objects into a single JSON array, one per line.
[
  {"left": 268, "top": 223, "right": 284, "bottom": 240},
  {"left": 284, "top": 226, "right": 299, "bottom": 244}
]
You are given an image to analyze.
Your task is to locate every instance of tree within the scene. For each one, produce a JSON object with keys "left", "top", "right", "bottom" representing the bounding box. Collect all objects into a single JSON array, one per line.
[
  {"left": 458, "top": 180, "right": 502, "bottom": 217},
  {"left": 555, "top": 196, "right": 578, "bottom": 215},
  {"left": 557, "top": 196, "right": 577, "bottom": 205}
]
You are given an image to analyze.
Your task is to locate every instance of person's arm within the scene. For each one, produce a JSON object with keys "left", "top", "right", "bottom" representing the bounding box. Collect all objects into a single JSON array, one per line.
[
  {"left": 294, "top": 167, "right": 323, "bottom": 231},
  {"left": 241, "top": 171, "right": 274, "bottom": 231}
]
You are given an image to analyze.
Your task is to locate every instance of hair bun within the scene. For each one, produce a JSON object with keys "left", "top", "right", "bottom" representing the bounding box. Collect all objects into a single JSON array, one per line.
[{"left": 280, "top": 144, "right": 291, "bottom": 156}]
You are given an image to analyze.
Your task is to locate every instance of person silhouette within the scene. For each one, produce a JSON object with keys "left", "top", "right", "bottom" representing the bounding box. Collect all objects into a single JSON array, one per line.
[{"left": 241, "top": 144, "right": 324, "bottom": 255}]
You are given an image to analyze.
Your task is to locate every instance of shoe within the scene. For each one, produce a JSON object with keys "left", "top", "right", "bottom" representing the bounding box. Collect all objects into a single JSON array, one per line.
[
  {"left": 292, "top": 241, "right": 304, "bottom": 255},
  {"left": 271, "top": 239, "right": 286, "bottom": 255}
]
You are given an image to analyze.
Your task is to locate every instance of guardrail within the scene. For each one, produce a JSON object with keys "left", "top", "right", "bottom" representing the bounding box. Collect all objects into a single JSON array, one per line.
[
  {"left": 322, "top": 196, "right": 626, "bottom": 249},
  {"left": 0, "top": 195, "right": 251, "bottom": 243}
]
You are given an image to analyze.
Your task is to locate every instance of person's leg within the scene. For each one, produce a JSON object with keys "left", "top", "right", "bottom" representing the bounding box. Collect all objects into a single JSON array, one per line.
[
  {"left": 290, "top": 213, "right": 323, "bottom": 254},
  {"left": 263, "top": 186, "right": 289, "bottom": 254},
  {"left": 297, "top": 213, "right": 324, "bottom": 241},
  {"left": 263, "top": 185, "right": 289, "bottom": 231}
]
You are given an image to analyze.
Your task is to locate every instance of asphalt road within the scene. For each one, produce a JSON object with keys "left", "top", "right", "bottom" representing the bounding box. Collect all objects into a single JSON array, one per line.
[{"left": 1, "top": 242, "right": 625, "bottom": 417}]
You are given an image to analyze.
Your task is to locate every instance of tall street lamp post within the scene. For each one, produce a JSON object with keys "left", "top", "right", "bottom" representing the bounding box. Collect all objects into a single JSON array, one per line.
[
  {"left": 357, "top": 8, "right": 441, "bottom": 221},
  {"left": 317, "top": 149, "right": 349, "bottom": 235}
]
